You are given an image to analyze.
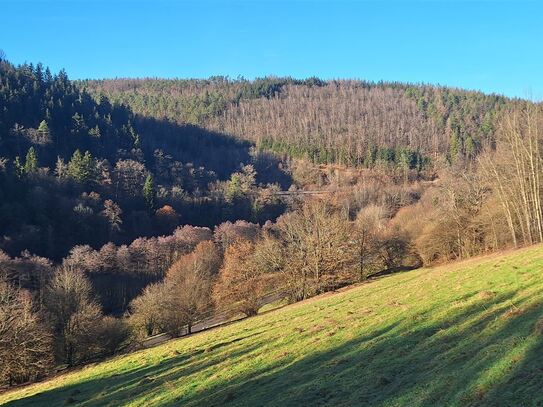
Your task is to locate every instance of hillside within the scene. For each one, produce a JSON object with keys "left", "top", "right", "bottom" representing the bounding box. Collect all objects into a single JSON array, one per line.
[
  {"left": 2, "top": 244, "right": 542, "bottom": 407},
  {"left": 81, "top": 78, "right": 524, "bottom": 167},
  {"left": 0, "top": 60, "right": 290, "bottom": 261}
]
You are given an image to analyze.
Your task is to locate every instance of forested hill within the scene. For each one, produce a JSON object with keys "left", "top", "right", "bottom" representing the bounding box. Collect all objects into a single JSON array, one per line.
[
  {"left": 81, "top": 77, "right": 526, "bottom": 168},
  {"left": 0, "top": 59, "right": 289, "bottom": 260},
  {"left": 0, "top": 58, "right": 531, "bottom": 260}
]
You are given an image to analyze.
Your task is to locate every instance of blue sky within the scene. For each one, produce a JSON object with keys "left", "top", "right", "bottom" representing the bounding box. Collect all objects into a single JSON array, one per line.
[{"left": 1, "top": 0, "right": 542, "bottom": 98}]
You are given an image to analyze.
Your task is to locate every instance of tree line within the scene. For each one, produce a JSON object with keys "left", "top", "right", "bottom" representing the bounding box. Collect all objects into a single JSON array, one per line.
[{"left": 396, "top": 104, "right": 543, "bottom": 263}]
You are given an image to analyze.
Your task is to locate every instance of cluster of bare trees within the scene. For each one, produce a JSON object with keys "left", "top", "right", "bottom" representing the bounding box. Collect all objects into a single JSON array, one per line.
[
  {"left": 126, "top": 221, "right": 270, "bottom": 338},
  {"left": 62, "top": 225, "right": 213, "bottom": 312},
  {"left": 400, "top": 171, "right": 494, "bottom": 263},
  {"left": 43, "top": 267, "right": 129, "bottom": 366},
  {"left": 64, "top": 225, "right": 213, "bottom": 277},
  {"left": 0, "top": 265, "right": 129, "bottom": 387},
  {"left": 127, "top": 199, "right": 416, "bottom": 340},
  {"left": 479, "top": 106, "right": 543, "bottom": 247},
  {"left": 213, "top": 239, "right": 275, "bottom": 317},
  {"left": 129, "top": 241, "right": 221, "bottom": 339},
  {"left": 216, "top": 83, "right": 437, "bottom": 162},
  {"left": 395, "top": 104, "right": 543, "bottom": 264}
]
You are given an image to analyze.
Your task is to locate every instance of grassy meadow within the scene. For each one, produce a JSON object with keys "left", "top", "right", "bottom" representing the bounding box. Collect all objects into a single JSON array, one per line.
[{"left": 2, "top": 245, "right": 543, "bottom": 407}]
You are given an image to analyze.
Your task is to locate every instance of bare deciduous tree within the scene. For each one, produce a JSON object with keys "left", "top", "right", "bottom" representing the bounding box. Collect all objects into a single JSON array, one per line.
[
  {"left": 128, "top": 282, "right": 166, "bottom": 340},
  {"left": 44, "top": 267, "right": 104, "bottom": 365},
  {"left": 0, "top": 279, "right": 52, "bottom": 386},
  {"left": 276, "top": 200, "right": 354, "bottom": 302},
  {"left": 479, "top": 105, "right": 543, "bottom": 247}
]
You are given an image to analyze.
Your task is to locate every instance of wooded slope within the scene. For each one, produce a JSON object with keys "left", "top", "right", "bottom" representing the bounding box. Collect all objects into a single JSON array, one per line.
[{"left": 82, "top": 77, "right": 525, "bottom": 167}]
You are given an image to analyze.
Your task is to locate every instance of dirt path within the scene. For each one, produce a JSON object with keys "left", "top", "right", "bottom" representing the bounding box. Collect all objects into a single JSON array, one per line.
[{"left": 142, "top": 291, "right": 286, "bottom": 348}]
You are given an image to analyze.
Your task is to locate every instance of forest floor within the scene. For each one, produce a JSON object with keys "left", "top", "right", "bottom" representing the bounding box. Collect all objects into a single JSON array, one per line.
[{"left": 1, "top": 245, "right": 543, "bottom": 406}]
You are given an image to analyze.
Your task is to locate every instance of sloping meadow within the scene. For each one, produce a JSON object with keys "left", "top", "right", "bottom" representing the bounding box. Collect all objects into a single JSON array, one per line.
[{"left": 2, "top": 245, "right": 543, "bottom": 407}]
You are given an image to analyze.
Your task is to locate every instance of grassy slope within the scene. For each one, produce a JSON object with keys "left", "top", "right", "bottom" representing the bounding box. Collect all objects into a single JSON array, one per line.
[{"left": 2, "top": 245, "right": 543, "bottom": 407}]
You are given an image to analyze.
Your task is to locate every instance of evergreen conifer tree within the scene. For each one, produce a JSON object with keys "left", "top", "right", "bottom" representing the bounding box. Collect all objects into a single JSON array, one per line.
[
  {"left": 143, "top": 174, "right": 155, "bottom": 211},
  {"left": 67, "top": 150, "right": 95, "bottom": 183},
  {"left": 37, "top": 120, "right": 50, "bottom": 141},
  {"left": 24, "top": 147, "right": 38, "bottom": 174}
]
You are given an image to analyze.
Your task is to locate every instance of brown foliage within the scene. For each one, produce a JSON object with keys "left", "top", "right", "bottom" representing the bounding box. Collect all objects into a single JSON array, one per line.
[
  {"left": 406, "top": 170, "right": 496, "bottom": 264},
  {"left": 163, "top": 241, "right": 220, "bottom": 335},
  {"left": 213, "top": 220, "right": 261, "bottom": 252},
  {"left": 213, "top": 240, "right": 268, "bottom": 317},
  {"left": 129, "top": 241, "right": 221, "bottom": 338}
]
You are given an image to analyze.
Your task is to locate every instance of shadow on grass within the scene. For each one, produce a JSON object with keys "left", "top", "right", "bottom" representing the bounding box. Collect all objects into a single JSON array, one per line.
[
  {"left": 178, "top": 287, "right": 543, "bottom": 407},
  {"left": 5, "top": 285, "right": 543, "bottom": 407},
  {"left": 2, "top": 330, "right": 269, "bottom": 407},
  {"left": 475, "top": 312, "right": 543, "bottom": 407}
]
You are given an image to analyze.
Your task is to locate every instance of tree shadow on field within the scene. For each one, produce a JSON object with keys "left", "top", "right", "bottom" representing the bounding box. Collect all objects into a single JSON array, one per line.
[
  {"left": 2, "top": 330, "right": 270, "bottom": 407},
  {"left": 176, "top": 285, "right": 543, "bottom": 407},
  {"left": 476, "top": 314, "right": 543, "bottom": 407},
  {"left": 5, "top": 284, "right": 543, "bottom": 407}
]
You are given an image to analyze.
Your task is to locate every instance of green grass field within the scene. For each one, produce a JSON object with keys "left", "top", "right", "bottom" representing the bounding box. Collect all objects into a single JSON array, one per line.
[{"left": 2, "top": 245, "right": 543, "bottom": 407}]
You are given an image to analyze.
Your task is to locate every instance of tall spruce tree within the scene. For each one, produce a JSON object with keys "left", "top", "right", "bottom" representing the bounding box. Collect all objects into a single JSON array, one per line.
[
  {"left": 24, "top": 147, "right": 38, "bottom": 174},
  {"left": 143, "top": 174, "right": 155, "bottom": 211},
  {"left": 67, "top": 149, "right": 95, "bottom": 183},
  {"left": 37, "top": 120, "right": 50, "bottom": 142}
]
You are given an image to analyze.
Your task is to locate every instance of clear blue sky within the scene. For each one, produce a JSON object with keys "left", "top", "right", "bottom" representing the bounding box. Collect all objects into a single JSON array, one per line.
[{"left": 2, "top": 0, "right": 542, "bottom": 98}]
